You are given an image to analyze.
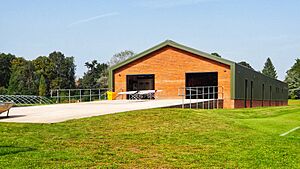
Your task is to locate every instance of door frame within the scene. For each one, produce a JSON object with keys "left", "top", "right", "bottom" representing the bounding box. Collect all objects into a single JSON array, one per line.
[{"left": 126, "top": 74, "right": 155, "bottom": 92}]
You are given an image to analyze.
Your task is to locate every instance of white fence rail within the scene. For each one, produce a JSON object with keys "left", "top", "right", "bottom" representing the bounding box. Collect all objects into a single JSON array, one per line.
[
  {"left": 50, "top": 88, "right": 110, "bottom": 103},
  {"left": 178, "top": 86, "right": 224, "bottom": 109}
]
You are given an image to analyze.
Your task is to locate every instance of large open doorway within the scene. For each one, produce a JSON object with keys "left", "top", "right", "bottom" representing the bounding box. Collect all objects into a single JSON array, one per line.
[
  {"left": 126, "top": 74, "right": 155, "bottom": 99},
  {"left": 185, "top": 72, "right": 218, "bottom": 99}
]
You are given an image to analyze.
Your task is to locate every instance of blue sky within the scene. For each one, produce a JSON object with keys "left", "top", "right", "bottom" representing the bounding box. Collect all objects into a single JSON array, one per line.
[{"left": 0, "top": 0, "right": 299, "bottom": 80}]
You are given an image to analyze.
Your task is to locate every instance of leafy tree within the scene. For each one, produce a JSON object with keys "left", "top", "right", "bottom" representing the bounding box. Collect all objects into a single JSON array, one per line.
[
  {"left": 238, "top": 61, "right": 254, "bottom": 70},
  {"left": 39, "top": 75, "right": 47, "bottom": 96},
  {"left": 0, "top": 51, "right": 76, "bottom": 95},
  {"left": 0, "top": 87, "right": 7, "bottom": 95},
  {"left": 0, "top": 53, "right": 16, "bottom": 87},
  {"left": 79, "top": 60, "right": 108, "bottom": 88},
  {"left": 98, "top": 68, "right": 109, "bottom": 88},
  {"left": 285, "top": 59, "right": 300, "bottom": 99},
  {"left": 108, "top": 50, "right": 134, "bottom": 67},
  {"left": 63, "top": 56, "right": 76, "bottom": 89},
  {"left": 48, "top": 51, "right": 76, "bottom": 89},
  {"left": 8, "top": 58, "right": 38, "bottom": 95},
  {"left": 262, "top": 57, "right": 278, "bottom": 79},
  {"left": 33, "top": 56, "right": 53, "bottom": 95},
  {"left": 211, "top": 53, "right": 221, "bottom": 57}
]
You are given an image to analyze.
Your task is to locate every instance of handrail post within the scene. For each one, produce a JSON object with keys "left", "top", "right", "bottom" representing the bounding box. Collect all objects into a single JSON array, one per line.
[
  {"left": 90, "top": 89, "right": 92, "bottom": 101},
  {"left": 208, "top": 87, "right": 210, "bottom": 109},
  {"left": 212, "top": 86, "right": 215, "bottom": 109},
  {"left": 182, "top": 88, "right": 184, "bottom": 109},
  {"left": 189, "top": 87, "right": 192, "bottom": 109},
  {"left": 202, "top": 87, "right": 204, "bottom": 109},
  {"left": 79, "top": 89, "right": 82, "bottom": 102},
  {"left": 57, "top": 89, "right": 59, "bottom": 103},
  {"left": 99, "top": 89, "right": 101, "bottom": 100},
  {"left": 68, "top": 89, "right": 71, "bottom": 103},
  {"left": 217, "top": 86, "right": 219, "bottom": 109},
  {"left": 196, "top": 87, "right": 198, "bottom": 109}
]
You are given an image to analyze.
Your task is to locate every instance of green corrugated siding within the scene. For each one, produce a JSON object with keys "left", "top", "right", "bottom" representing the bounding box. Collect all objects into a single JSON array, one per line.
[{"left": 234, "top": 63, "right": 288, "bottom": 101}]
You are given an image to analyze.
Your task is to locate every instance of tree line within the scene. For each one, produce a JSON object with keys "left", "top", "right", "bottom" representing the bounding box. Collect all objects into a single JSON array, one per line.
[
  {"left": 0, "top": 50, "right": 134, "bottom": 97},
  {"left": 0, "top": 50, "right": 299, "bottom": 99},
  {"left": 0, "top": 52, "right": 76, "bottom": 96}
]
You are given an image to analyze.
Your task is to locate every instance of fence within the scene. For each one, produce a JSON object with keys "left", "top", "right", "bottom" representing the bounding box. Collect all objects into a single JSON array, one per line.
[
  {"left": 50, "top": 88, "right": 110, "bottom": 103},
  {"left": 178, "top": 86, "right": 224, "bottom": 109},
  {"left": 0, "top": 95, "right": 54, "bottom": 105}
]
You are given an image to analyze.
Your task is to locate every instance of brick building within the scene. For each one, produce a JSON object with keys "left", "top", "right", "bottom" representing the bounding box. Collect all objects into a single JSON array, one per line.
[{"left": 108, "top": 40, "right": 288, "bottom": 108}]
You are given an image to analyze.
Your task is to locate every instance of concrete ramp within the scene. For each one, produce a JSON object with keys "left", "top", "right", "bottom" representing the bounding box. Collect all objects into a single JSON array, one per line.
[{"left": 0, "top": 99, "right": 208, "bottom": 123}]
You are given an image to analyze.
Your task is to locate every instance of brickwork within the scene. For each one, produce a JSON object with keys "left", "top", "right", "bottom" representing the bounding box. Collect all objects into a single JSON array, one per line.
[
  {"left": 113, "top": 46, "right": 234, "bottom": 108},
  {"left": 234, "top": 99, "right": 288, "bottom": 108}
]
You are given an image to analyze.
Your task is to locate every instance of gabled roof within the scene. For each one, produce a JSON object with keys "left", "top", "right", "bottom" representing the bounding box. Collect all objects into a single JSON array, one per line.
[
  {"left": 108, "top": 40, "right": 236, "bottom": 97},
  {"left": 110, "top": 40, "right": 235, "bottom": 71}
]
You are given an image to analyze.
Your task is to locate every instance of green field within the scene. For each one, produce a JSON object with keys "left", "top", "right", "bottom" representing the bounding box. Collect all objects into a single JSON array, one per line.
[{"left": 0, "top": 100, "right": 299, "bottom": 168}]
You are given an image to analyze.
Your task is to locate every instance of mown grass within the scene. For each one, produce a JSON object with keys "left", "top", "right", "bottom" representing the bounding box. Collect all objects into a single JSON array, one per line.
[{"left": 0, "top": 100, "right": 299, "bottom": 168}]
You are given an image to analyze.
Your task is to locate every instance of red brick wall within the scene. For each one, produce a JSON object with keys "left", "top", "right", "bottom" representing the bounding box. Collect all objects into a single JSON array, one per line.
[
  {"left": 113, "top": 46, "right": 234, "bottom": 108},
  {"left": 234, "top": 99, "right": 288, "bottom": 108}
]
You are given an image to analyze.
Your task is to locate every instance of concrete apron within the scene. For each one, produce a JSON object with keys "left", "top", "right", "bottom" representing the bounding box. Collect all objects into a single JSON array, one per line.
[{"left": 0, "top": 99, "right": 210, "bottom": 123}]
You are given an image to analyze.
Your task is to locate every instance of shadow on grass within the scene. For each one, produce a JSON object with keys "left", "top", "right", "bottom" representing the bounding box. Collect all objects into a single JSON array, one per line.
[{"left": 0, "top": 145, "right": 36, "bottom": 156}]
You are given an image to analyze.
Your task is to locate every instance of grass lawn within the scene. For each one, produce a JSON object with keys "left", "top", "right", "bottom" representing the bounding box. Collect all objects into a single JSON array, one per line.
[{"left": 0, "top": 100, "right": 299, "bottom": 168}]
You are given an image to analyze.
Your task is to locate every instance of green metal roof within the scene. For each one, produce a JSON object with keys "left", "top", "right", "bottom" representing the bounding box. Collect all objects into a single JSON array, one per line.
[{"left": 109, "top": 40, "right": 235, "bottom": 71}]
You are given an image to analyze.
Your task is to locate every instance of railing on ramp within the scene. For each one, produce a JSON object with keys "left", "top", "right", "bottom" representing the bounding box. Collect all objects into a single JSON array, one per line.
[
  {"left": 50, "top": 88, "right": 110, "bottom": 103},
  {"left": 178, "top": 86, "right": 224, "bottom": 109}
]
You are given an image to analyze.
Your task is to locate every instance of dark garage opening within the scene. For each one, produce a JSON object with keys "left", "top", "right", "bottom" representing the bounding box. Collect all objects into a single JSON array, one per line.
[
  {"left": 185, "top": 72, "right": 218, "bottom": 99},
  {"left": 126, "top": 74, "right": 155, "bottom": 99}
]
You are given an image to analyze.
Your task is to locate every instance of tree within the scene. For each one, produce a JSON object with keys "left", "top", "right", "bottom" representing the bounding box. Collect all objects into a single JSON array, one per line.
[
  {"left": 262, "top": 57, "right": 278, "bottom": 79},
  {"left": 238, "top": 61, "right": 254, "bottom": 70},
  {"left": 79, "top": 60, "right": 108, "bottom": 88},
  {"left": 1, "top": 51, "right": 77, "bottom": 95},
  {"left": 0, "top": 53, "right": 16, "bottom": 88},
  {"left": 39, "top": 75, "right": 47, "bottom": 96},
  {"left": 211, "top": 53, "right": 221, "bottom": 57},
  {"left": 285, "top": 59, "right": 300, "bottom": 99},
  {"left": 8, "top": 58, "right": 38, "bottom": 95},
  {"left": 33, "top": 56, "right": 54, "bottom": 95},
  {"left": 0, "top": 87, "right": 7, "bottom": 95},
  {"left": 108, "top": 50, "right": 134, "bottom": 67},
  {"left": 48, "top": 51, "right": 76, "bottom": 89},
  {"left": 98, "top": 68, "right": 109, "bottom": 88}
]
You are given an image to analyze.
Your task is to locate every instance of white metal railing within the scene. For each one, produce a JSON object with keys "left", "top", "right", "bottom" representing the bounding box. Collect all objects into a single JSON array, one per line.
[
  {"left": 178, "top": 86, "right": 224, "bottom": 109},
  {"left": 50, "top": 88, "right": 110, "bottom": 103}
]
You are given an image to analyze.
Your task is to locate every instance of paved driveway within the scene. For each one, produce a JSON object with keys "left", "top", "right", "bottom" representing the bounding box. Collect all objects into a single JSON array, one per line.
[{"left": 0, "top": 100, "right": 195, "bottom": 123}]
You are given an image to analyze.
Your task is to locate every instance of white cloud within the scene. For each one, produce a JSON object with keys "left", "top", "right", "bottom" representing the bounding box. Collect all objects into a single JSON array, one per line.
[{"left": 68, "top": 12, "right": 119, "bottom": 27}]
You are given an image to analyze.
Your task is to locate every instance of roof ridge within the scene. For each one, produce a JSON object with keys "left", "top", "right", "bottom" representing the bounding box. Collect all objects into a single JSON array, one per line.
[{"left": 110, "top": 40, "right": 235, "bottom": 71}]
